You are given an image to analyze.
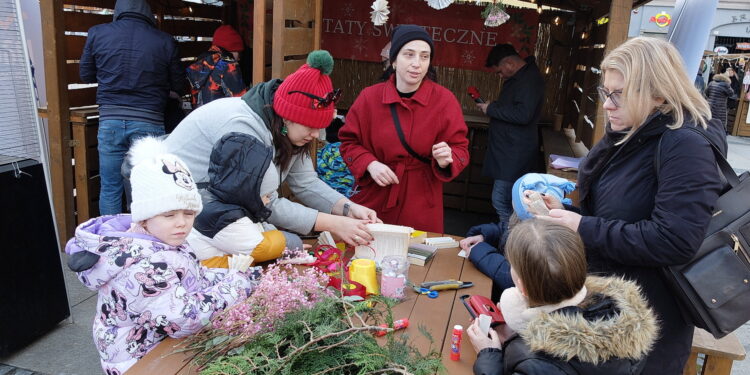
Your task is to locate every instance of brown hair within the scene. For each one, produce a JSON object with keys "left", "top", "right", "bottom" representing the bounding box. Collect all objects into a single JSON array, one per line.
[
  {"left": 505, "top": 219, "right": 587, "bottom": 307},
  {"left": 267, "top": 106, "right": 314, "bottom": 171}
]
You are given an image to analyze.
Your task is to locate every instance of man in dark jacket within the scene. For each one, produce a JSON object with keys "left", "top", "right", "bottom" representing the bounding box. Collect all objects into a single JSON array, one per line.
[
  {"left": 477, "top": 44, "right": 545, "bottom": 222},
  {"left": 80, "top": 0, "right": 185, "bottom": 215}
]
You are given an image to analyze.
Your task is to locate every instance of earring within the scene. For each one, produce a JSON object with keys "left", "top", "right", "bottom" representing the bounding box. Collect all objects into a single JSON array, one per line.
[{"left": 281, "top": 125, "right": 288, "bottom": 136}]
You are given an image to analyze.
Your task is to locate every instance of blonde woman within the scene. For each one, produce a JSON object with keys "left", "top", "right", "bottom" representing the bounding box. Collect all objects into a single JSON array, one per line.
[{"left": 536, "top": 37, "right": 726, "bottom": 374}]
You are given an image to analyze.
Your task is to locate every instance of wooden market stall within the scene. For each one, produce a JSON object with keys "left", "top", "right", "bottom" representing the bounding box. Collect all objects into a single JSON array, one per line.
[{"left": 40, "top": 0, "right": 643, "bottom": 245}]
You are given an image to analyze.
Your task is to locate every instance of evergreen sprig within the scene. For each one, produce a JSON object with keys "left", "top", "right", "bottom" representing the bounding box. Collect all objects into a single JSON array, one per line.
[{"left": 195, "top": 296, "right": 444, "bottom": 375}]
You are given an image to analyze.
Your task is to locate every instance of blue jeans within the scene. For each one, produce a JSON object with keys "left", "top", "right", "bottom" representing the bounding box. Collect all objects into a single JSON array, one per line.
[
  {"left": 97, "top": 120, "right": 164, "bottom": 215},
  {"left": 492, "top": 179, "right": 514, "bottom": 223}
]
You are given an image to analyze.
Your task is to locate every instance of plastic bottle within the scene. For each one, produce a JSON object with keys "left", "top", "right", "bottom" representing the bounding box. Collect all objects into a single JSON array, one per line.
[
  {"left": 450, "top": 324, "right": 463, "bottom": 361},
  {"left": 380, "top": 255, "right": 409, "bottom": 299}
]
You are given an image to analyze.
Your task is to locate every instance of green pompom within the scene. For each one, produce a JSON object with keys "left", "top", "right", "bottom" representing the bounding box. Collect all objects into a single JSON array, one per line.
[{"left": 307, "top": 50, "right": 334, "bottom": 75}]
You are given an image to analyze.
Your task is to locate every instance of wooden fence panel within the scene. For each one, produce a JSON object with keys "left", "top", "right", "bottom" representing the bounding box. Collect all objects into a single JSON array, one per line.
[{"left": 68, "top": 87, "right": 97, "bottom": 108}]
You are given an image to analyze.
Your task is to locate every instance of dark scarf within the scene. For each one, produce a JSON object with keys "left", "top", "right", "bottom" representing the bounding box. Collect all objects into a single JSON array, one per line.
[{"left": 577, "top": 112, "right": 670, "bottom": 207}]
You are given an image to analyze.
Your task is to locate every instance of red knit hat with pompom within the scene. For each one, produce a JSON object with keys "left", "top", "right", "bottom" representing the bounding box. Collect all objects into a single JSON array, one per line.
[
  {"left": 212, "top": 25, "right": 244, "bottom": 52},
  {"left": 273, "top": 50, "right": 336, "bottom": 129}
]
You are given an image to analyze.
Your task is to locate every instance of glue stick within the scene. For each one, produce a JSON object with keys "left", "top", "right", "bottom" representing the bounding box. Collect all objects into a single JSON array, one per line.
[
  {"left": 373, "top": 318, "right": 409, "bottom": 337},
  {"left": 450, "top": 325, "right": 463, "bottom": 361}
]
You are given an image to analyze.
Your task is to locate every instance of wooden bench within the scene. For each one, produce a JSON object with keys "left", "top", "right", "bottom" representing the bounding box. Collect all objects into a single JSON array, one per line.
[
  {"left": 684, "top": 328, "right": 747, "bottom": 375},
  {"left": 539, "top": 126, "right": 588, "bottom": 205}
]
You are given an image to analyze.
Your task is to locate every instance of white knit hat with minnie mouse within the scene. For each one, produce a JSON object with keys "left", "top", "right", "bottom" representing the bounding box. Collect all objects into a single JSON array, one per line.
[{"left": 128, "top": 137, "right": 203, "bottom": 222}]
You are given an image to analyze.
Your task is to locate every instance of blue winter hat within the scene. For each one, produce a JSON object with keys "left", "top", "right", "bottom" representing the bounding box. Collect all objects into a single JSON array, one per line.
[{"left": 511, "top": 173, "right": 576, "bottom": 221}]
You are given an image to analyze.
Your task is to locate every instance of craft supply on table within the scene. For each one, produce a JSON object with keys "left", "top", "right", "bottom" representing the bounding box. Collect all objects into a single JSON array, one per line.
[
  {"left": 461, "top": 294, "right": 505, "bottom": 327},
  {"left": 420, "top": 279, "right": 474, "bottom": 291},
  {"left": 354, "top": 223, "right": 413, "bottom": 265},
  {"left": 477, "top": 314, "right": 492, "bottom": 336},
  {"left": 349, "top": 258, "right": 379, "bottom": 295},
  {"left": 410, "top": 230, "right": 427, "bottom": 244},
  {"left": 407, "top": 243, "right": 438, "bottom": 266},
  {"left": 450, "top": 325, "right": 463, "bottom": 361},
  {"left": 328, "top": 276, "right": 367, "bottom": 298},
  {"left": 373, "top": 318, "right": 410, "bottom": 337},
  {"left": 549, "top": 154, "right": 583, "bottom": 171},
  {"left": 424, "top": 236, "right": 459, "bottom": 249},
  {"left": 380, "top": 255, "right": 409, "bottom": 299}
]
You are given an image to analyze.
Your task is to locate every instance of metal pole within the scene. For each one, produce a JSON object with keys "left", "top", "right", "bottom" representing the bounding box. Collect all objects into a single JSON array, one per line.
[{"left": 666, "top": 0, "right": 719, "bottom": 78}]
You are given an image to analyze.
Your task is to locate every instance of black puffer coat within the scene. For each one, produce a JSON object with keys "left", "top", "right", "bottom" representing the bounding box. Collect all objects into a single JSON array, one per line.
[
  {"left": 706, "top": 77, "right": 734, "bottom": 128},
  {"left": 473, "top": 276, "right": 658, "bottom": 375},
  {"left": 193, "top": 132, "right": 273, "bottom": 238},
  {"left": 576, "top": 113, "right": 725, "bottom": 374}
]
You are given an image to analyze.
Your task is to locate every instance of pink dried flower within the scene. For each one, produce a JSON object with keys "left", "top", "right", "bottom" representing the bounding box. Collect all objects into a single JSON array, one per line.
[{"left": 211, "top": 264, "right": 332, "bottom": 338}]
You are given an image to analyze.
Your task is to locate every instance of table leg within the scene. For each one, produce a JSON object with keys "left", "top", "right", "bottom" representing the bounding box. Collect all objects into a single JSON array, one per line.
[
  {"left": 683, "top": 351, "right": 698, "bottom": 375},
  {"left": 702, "top": 355, "right": 734, "bottom": 375}
]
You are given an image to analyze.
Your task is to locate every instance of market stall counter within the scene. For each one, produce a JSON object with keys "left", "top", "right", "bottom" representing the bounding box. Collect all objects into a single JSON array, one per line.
[{"left": 126, "top": 232, "right": 490, "bottom": 375}]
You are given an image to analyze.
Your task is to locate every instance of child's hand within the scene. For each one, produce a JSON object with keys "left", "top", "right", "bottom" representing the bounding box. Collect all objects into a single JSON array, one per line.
[
  {"left": 467, "top": 319, "right": 501, "bottom": 353},
  {"left": 261, "top": 194, "right": 271, "bottom": 205},
  {"left": 459, "top": 235, "right": 484, "bottom": 253}
]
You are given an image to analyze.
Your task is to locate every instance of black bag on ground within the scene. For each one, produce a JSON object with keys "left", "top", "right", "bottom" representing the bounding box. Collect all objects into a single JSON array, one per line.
[{"left": 656, "top": 127, "right": 750, "bottom": 339}]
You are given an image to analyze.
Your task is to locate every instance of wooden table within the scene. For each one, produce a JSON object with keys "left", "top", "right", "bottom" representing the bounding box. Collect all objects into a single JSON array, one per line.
[
  {"left": 683, "top": 328, "right": 746, "bottom": 375},
  {"left": 126, "top": 233, "right": 491, "bottom": 374}
]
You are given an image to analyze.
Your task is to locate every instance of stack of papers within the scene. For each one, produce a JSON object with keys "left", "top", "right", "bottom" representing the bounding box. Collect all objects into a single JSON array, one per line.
[{"left": 549, "top": 154, "right": 583, "bottom": 171}]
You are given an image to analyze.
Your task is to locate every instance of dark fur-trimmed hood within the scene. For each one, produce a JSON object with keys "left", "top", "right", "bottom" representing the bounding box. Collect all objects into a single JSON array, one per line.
[{"left": 521, "top": 276, "right": 658, "bottom": 364}]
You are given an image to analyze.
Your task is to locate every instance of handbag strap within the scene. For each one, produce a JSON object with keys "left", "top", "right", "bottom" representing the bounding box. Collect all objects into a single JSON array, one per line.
[
  {"left": 655, "top": 126, "right": 739, "bottom": 188},
  {"left": 389, "top": 103, "right": 431, "bottom": 164}
]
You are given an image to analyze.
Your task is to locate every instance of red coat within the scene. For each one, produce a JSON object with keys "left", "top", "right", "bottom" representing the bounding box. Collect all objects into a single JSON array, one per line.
[{"left": 340, "top": 77, "right": 469, "bottom": 233}]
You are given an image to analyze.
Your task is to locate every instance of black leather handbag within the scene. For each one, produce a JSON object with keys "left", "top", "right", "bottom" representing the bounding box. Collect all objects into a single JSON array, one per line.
[{"left": 656, "top": 127, "right": 750, "bottom": 339}]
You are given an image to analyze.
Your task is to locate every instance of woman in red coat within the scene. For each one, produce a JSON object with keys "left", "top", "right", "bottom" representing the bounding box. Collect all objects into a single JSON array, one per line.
[{"left": 339, "top": 25, "right": 469, "bottom": 233}]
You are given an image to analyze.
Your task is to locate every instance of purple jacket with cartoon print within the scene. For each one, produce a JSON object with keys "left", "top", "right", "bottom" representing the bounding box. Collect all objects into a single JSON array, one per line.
[{"left": 65, "top": 214, "right": 255, "bottom": 374}]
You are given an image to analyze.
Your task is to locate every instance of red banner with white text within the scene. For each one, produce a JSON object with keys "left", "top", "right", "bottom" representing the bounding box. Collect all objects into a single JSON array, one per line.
[{"left": 321, "top": 1, "right": 539, "bottom": 71}]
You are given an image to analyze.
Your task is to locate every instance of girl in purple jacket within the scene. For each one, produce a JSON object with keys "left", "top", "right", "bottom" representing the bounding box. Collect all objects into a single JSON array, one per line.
[{"left": 66, "top": 137, "right": 257, "bottom": 374}]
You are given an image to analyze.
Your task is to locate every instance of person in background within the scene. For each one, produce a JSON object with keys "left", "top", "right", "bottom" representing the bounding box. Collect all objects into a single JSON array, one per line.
[
  {"left": 339, "top": 25, "right": 469, "bottom": 233},
  {"left": 477, "top": 44, "right": 545, "bottom": 223},
  {"left": 536, "top": 37, "right": 725, "bottom": 374},
  {"left": 187, "top": 25, "right": 248, "bottom": 109},
  {"left": 66, "top": 137, "right": 257, "bottom": 374},
  {"left": 164, "top": 51, "right": 379, "bottom": 247},
  {"left": 80, "top": 0, "right": 185, "bottom": 215},
  {"left": 725, "top": 66, "right": 741, "bottom": 110},
  {"left": 706, "top": 73, "right": 735, "bottom": 132},
  {"left": 467, "top": 220, "right": 658, "bottom": 375}
]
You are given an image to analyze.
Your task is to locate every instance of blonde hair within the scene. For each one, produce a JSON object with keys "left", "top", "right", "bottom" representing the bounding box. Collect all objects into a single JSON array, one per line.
[
  {"left": 600, "top": 37, "right": 711, "bottom": 140},
  {"left": 505, "top": 219, "right": 587, "bottom": 308}
]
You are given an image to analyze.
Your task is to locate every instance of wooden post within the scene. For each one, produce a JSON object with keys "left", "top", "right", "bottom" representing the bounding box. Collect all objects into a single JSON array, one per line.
[
  {"left": 252, "top": 0, "right": 269, "bottom": 84},
  {"left": 40, "top": 0, "right": 75, "bottom": 248},
  {"left": 313, "top": 0, "right": 322, "bottom": 49},
  {"left": 593, "top": 0, "right": 632, "bottom": 143}
]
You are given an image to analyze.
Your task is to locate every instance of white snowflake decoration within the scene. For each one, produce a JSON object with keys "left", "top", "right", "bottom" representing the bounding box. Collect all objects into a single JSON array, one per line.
[
  {"left": 342, "top": 3, "right": 355, "bottom": 18},
  {"left": 426, "top": 0, "right": 453, "bottom": 10},
  {"left": 461, "top": 50, "right": 476, "bottom": 65},
  {"left": 484, "top": 8, "right": 510, "bottom": 27},
  {"left": 371, "top": 0, "right": 389, "bottom": 26}
]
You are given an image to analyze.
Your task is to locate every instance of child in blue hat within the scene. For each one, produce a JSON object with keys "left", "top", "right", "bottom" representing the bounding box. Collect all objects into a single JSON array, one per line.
[{"left": 459, "top": 173, "right": 575, "bottom": 301}]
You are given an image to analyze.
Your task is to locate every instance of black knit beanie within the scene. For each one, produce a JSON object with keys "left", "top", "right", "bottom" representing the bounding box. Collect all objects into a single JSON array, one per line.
[{"left": 389, "top": 25, "right": 434, "bottom": 62}]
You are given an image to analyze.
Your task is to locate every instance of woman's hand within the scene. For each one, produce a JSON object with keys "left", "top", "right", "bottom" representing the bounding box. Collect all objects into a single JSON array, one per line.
[
  {"left": 522, "top": 190, "right": 564, "bottom": 210},
  {"left": 459, "top": 235, "right": 484, "bottom": 254},
  {"left": 537, "top": 209, "right": 582, "bottom": 231},
  {"left": 367, "top": 161, "right": 399, "bottom": 187},
  {"left": 432, "top": 142, "right": 454, "bottom": 168},
  {"left": 466, "top": 319, "right": 501, "bottom": 353},
  {"left": 348, "top": 202, "right": 382, "bottom": 223},
  {"left": 326, "top": 215, "right": 374, "bottom": 247}
]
